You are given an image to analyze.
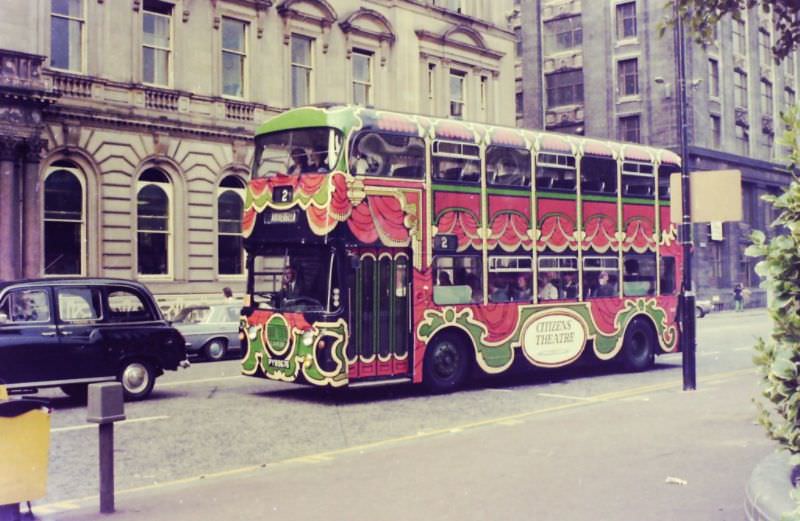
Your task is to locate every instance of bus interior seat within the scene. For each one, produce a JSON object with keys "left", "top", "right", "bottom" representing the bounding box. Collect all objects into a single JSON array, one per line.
[
  {"left": 433, "top": 285, "right": 472, "bottom": 305},
  {"left": 536, "top": 176, "right": 554, "bottom": 189},
  {"left": 442, "top": 167, "right": 461, "bottom": 180},
  {"left": 461, "top": 166, "right": 480, "bottom": 182},
  {"left": 552, "top": 179, "right": 576, "bottom": 191},
  {"left": 582, "top": 180, "right": 605, "bottom": 192},
  {"left": 392, "top": 165, "right": 420, "bottom": 178},
  {"left": 625, "top": 184, "right": 653, "bottom": 196}
]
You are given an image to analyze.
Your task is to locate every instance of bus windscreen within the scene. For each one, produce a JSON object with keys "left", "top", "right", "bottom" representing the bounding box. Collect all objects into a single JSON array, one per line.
[{"left": 252, "top": 128, "right": 343, "bottom": 178}]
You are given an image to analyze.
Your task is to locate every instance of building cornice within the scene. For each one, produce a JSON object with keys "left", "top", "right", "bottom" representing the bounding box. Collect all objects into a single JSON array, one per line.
[
  {"left": 43, "top": 105, "right": 266, "bottom": 142},
  {"left": 415, "top": 28, "right": 505, "bottom": 61}
]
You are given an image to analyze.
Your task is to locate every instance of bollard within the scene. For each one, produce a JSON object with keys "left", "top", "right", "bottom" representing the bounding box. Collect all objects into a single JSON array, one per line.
[{"left": 87, "top": 383, "right": 125, "bottom": 514}]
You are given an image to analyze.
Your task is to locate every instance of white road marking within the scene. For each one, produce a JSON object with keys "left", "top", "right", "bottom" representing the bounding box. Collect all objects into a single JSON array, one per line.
[
  {"left": 158, "top": 375, "right": 245, "bottom": 388},
  {"left": 537, "top": 392, "right": 596, "bottom": 402},
  {"left": 52, "top": 415, "right": 169, "bottom": 433}
]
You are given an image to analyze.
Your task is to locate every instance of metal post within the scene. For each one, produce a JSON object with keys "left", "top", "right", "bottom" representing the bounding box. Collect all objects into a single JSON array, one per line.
[
  {"left": 675, "top": 8, "right": 696, "bottom": 390},
  {"left": 87, "top": 382, "right": 125, "bottom": 514},
  {"left": 99, "top": 423, "right": 115, "bottom": 513}
]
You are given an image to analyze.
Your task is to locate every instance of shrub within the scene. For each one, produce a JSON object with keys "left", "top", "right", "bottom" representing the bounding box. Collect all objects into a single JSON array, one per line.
[{"left": 747, "top": 106, "right": 800, "bottom": 517}]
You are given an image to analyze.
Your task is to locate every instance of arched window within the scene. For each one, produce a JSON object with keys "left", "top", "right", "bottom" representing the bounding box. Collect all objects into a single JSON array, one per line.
[
  {"left": 137, "top": 168, "right": 172, "bottom": 276},
  {"left": 43, "top": 166, "right": 85, "bottom": 275},
  {"left": 217, "top": 175, "right": 245, "bottom": 275}
]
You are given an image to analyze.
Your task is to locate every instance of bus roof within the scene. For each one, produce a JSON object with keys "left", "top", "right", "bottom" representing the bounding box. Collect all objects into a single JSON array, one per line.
[{"left": 255, "top": 105, "right": 681, "bottom": 165}]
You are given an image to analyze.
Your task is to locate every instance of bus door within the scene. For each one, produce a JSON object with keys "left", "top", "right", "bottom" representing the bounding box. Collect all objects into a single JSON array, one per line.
[{"left": 349, "top": 250, "right": 411, "bottom": 379}]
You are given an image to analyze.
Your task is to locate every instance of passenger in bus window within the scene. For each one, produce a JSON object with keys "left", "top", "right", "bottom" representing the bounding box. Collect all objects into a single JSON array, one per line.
[
  {"left": 465, "top": 272, "right": 482, "bottom": 303},
  {"left": 561, "top": 272, "right": 578, "bottom": 299},
  {"left": 310, "top": 147, "right": 328, "bottom": 172},
  {"left": 595, "top": 271, "right": 616, "bottom": 297},
  {"left": 538, "top": 273, "right": 559, "bottom": 301},
  {"left": 513, "top": 274, "right": 532, "bottom": 301},
  {"left": 490, "top": 278, "right": 510, "bottom": 302},
  {"left": 437, "top": 271, "right": 452, "bottom": 286},
  {"left": 290, "top": 148, "right": 313, "bottom": 174}
]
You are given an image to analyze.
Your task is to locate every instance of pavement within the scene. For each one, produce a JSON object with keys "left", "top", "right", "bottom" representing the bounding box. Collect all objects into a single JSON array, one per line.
[{"left": 28, "top": 356, "right": 774, "bottom": 521}]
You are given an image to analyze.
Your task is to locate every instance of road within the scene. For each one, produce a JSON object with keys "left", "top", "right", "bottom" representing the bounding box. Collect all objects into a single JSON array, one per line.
[{"left": 32, "top": 309, "right": 775, "bottom": 519}]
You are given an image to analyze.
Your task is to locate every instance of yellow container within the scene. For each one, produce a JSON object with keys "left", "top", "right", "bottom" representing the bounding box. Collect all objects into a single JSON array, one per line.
[{"left": 0, "top": 404, "right": 50, "bottom": 505}]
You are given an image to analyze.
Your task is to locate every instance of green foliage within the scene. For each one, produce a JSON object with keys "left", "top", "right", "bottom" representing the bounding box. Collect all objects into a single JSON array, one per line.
[
  {"left": 660, "top": 0, "right": 800, "bottom": 62},
  {"left": 748, "top": 108, "right": 800, "bottom": 519}
]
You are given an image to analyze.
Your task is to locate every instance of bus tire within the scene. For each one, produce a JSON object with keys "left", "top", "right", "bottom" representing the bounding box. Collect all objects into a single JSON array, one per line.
[
  {"left": 423, "top": 332, "right": 470, "bottom": 393},
  {"left": 620, "top": 318, "right": 656, "bottom": 372}
]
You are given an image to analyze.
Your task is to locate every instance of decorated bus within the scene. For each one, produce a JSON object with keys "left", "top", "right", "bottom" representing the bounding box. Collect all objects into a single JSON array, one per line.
[{"left": 240, "top": 105, "right": 681, "bottom": 392}]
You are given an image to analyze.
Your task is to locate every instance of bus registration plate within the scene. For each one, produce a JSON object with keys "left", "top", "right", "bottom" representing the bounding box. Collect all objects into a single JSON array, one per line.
[
  {"left": 267, "top": 358, "right": 290, "bottom": 369},
  {"left": 268, "top": 211, "right": 297, "bottom": 224}
]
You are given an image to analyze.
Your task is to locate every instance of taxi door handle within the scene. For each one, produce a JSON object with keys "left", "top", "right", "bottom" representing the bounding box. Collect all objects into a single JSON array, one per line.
[
  {"left": 41, "top": 331, "right": 57, "bottom": 337},
  {"left": 61, "top": 331, "right": 73, "bottom": 336}
]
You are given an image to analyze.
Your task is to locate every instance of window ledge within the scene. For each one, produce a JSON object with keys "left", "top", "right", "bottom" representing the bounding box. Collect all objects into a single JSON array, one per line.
[
  {"left": 137, "top": 275, "right": 175, "bottom": 282},
  {"left": 617, "top": 95, "right": 642, "bottom": 103},
  {"left": 615, "top": 37, "right": 640, "bottom": 47},
  {"left": 217, "top": 274, "right": 246, "bottom": 280}
]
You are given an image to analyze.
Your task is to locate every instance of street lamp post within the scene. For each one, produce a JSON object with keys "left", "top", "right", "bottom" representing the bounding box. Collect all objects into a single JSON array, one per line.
[{"left": 675, "top": 8, "right": 697, "bottom": 390}]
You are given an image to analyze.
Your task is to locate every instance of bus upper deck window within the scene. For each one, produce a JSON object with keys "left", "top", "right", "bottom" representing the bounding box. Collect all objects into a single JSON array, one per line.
[
  {"left": 350, "top": 131, "right": 424, "bottom": 178},
  {"left": 487, "top": 146, "right": 531, "bottom": 187},
  {"left": 252, "top": 128, "right": 342, "bottom": 178}
]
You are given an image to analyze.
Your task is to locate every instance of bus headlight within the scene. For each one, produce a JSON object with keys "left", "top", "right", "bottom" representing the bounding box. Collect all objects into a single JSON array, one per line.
[
  {"left": 302, "top": 330, "right": 314, "bottom": 346},
  {"left": 248, "top": 326, "right": 259, "bottom": 340}
]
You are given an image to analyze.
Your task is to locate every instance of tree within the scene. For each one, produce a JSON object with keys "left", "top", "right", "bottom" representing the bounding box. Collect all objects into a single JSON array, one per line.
[{"left": 662, "top": 0, "right": 800, "bottom": 62}]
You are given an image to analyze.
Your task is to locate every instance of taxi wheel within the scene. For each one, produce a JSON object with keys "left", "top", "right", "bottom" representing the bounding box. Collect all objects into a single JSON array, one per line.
[
  {"left": 203, "top": 339, "right": 228, "bottom": 362},
  {"left": 119, "top": 360, "right": 155, "bottom": 400}
]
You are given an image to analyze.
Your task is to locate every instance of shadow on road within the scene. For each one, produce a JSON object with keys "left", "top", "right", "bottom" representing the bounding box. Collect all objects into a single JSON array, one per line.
[{"left": 251, "top": 357, "right": 680, "bottom": 406}]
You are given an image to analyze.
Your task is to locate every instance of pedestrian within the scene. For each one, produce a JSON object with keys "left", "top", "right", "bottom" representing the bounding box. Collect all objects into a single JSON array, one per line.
[
  {"left": 733, "top": 283, "right": 744, "bottom": 312},
  {"left": 223, "top": 287, "right": 234, "bottom": 302}
]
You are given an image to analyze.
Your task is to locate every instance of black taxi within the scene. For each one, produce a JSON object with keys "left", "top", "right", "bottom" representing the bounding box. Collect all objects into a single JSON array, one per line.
[{"left": 0, "top": 278, "right": 189, "bottom": 400}]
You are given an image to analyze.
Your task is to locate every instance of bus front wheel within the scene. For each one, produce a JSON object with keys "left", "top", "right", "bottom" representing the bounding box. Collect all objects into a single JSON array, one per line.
[
  {"left": 620, "top": 318, "right": 656, "bottom": 372},
  {"left": 423, "top": 332, "right": 470, "bottom": 393}
]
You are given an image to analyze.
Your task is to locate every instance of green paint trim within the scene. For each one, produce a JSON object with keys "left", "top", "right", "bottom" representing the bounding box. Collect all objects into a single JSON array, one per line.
[
  {"left": 537, "top": 192, "right": 577, "bottom": 201},
  {"left": 355, "top": 263, "right": 363, "bottom": 357},
  {"left": 487, "top": 187, "right": 530, "bottom": 197},
  {"left": 389, "top": 258, "right": 396, "bottom": 358},
  {"left": 372, "top": 259, "right": 380, "bottom": 356},
  {"left": 432, "top": 183, "right": 482, "bottom": 194},
  {"left": 580, "top": 194, "right": 618, "bottom": 203}
]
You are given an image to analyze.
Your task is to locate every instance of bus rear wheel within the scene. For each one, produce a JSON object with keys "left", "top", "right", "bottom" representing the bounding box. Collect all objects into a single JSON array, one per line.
[
  {"left": 423, "top": 332, "right": 470, "bottom": 393},
  {"left": 620, "top": 318, "right": 656, "bottom": 372}
]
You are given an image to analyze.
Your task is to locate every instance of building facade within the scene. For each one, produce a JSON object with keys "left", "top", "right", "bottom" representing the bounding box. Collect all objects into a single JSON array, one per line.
[
  {"left": 515, "top": 0, "right": 796, "bottom": 307},
  {"left": 0, "top": 0, "right": 516, "bottom": 309}
]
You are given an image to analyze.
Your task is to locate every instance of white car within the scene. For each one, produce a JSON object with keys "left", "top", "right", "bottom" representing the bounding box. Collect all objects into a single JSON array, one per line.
[
  {"left": 696, "top": 299, "right": 713, "bottom": 318},
  {"left": 173, "top": 304, "right": 242, "bottom": 361}
]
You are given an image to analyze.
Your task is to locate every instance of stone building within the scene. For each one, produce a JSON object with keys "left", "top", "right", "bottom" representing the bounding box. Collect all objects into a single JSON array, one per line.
[
  {"left": 514, "top": 0, "right": 796, "bottom": 307},
  {"left": 0, "top": 0, "right": 516, "bottom": 310}
]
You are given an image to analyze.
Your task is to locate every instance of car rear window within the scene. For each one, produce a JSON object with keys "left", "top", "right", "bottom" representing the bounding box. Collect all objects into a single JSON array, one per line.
[
  {"left": 107, "top": 289, "right": 154, "bottom": 322},
  {"left": 57, "top": 288, "right": 103, "bottom": 322}
]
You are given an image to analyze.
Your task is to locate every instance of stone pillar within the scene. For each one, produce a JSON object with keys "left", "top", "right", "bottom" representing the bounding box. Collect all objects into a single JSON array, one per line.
[
  {"left": 0, "top": 139, "right": 19, "bottom": 281},
  {"left": 22, "top": 140, "right": 42, "bottom": 278}
]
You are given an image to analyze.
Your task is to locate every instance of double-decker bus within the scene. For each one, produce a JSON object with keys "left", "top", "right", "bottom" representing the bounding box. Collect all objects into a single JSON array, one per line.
[{"left": 240, "top": 105, "right": 681, "bottom": 392}]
